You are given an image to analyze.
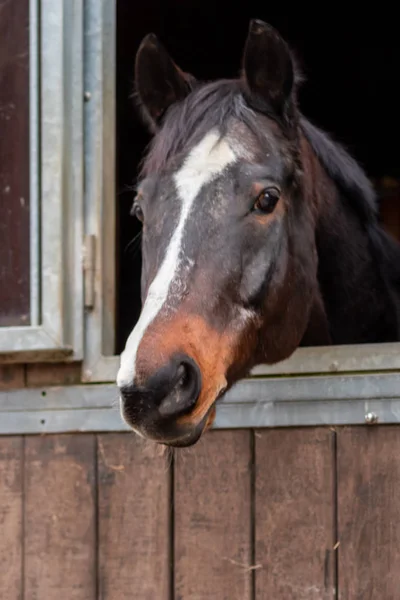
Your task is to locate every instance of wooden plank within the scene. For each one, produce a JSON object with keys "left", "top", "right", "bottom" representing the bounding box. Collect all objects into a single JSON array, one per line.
[
  {"left": 379, "top": 187, "right": 400, "bottom": 242},
  {"left": 98, "top": 432, "right": 170, "bottom": 600},
  {"left": 26, "top": 362, "right": 82, "bottom": 387},
  {"left": 0, "top": 365, "right": 25, "bottom": 390},
  {"left": 0, "top": 437, "right": 23, "bottom": 600},
  {"left": 337, "top": 426, "right": 400, "bottom": 599},
  {"left": 24, "top": 434, "right": 96, "bottom": 599},
  {"left": 255, "top": 428, "right": 335, "bottom": 600},
  {"left": 174, "top": 430, "right": 252, "bottom": 600},
  {"left": 0, "top": 0, "right": 30, "bottom": 326}
]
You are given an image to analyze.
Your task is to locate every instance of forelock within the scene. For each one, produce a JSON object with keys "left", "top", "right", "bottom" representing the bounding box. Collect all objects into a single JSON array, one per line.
[{"left": 139, "top": 80, "right": 264, "bottom": 178}]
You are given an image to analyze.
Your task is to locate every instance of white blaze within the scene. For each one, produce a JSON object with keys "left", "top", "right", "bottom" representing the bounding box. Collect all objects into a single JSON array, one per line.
[{"left": 116, "top": 129, "right": 237, "bottom": 388}]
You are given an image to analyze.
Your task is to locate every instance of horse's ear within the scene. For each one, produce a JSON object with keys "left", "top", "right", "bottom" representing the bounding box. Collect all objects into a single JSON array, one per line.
[
  {"left": 242, "top": 20, "right": 294, "bottom": 116},
  {"left": 135, "top": 33, "right": 194, "bottom": 131}
]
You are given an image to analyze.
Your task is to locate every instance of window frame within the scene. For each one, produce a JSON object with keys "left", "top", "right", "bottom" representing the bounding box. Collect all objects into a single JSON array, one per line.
[
  {"left": 82, "top": 0, "right": 117, "bottom": 381},
  {"left": 0, "top": 0, "right": 84, "bottom": 362}
]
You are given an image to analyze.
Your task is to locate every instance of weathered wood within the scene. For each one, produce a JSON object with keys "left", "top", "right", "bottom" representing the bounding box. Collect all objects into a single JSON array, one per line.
[
  {"left": 337, "top": 426, "right": 400, "bottom": 599},
  {"left": 380, "top": 193, "right": 400, "bottom": 242},
  {"left": 174, "top": 430, "right": 252, "bottom": 600},
  {"left": 0, "top": 365, "right": 25, "bottom": 390},
  {"left": 98, "top": 432, "right": 170, "bottom": 600},
  {"left": 26, "top": 362, "right": 82, "bottom": 387},
  {"left": 24, "top": 434, "right": 96, "bottom": 599},
  {"left": 255, "top": 428, "right": 335, "bottom": 600},
  {"left": 0, "top": 0, "right": 30, "bottom": 326},
  {"left": 0, "top": 437, "right": 23, "bottom": 600}
]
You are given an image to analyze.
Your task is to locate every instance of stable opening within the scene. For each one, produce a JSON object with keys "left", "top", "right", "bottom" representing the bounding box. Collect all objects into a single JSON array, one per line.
[{"left": 115, "top": 2, "right": 400, "bottom": 354}]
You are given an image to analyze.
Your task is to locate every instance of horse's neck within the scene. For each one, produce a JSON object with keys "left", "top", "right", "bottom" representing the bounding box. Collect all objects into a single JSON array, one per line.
[
  {"left": 316, "top": 190, "right": 399, "bottom": 344},
  {"left": 303, "top": 141, "right": 399, "bottom": 345}
]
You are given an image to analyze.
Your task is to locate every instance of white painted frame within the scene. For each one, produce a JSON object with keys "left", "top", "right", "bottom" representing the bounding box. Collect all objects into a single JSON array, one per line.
[
  {"left": 81, "top": 0, "right": 400, "bottom": 383},
  {"left": 0, "top": 0, "right": 84, "bottom": 362}
]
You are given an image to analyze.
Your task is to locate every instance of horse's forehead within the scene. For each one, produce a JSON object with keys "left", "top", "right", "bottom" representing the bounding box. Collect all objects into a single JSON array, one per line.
[
  {"left": 172, "top": 125, "right": 263, "bottom": 193},
  {"left": 173, "top": 129, "right": 237, "bottom": 195}
]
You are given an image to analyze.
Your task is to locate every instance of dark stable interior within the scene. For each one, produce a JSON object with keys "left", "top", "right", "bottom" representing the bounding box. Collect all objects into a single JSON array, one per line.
[{"left": 115, "top": 2, "right": 400, "bottom": 354}]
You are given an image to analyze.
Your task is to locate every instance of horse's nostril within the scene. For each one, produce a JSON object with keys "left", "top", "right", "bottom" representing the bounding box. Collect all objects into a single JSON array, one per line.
[
  {"left": 176, "top": 363, "right": 187, "bottom": 386},
  {"left": 158, "top": 357, "right": 201, "bottom": 418}
]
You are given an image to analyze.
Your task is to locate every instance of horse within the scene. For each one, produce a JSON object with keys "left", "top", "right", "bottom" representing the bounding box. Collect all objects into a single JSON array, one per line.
[{"left": 116, "top": 19, "right": 400, "bottom": 447}]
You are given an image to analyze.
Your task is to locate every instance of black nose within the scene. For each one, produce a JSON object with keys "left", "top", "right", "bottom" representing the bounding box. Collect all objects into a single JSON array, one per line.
[{"left": 120, "top": 354, "right": 202, "bottom": 421}]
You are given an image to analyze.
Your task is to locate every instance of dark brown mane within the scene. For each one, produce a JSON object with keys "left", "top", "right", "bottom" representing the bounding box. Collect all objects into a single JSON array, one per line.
[
  {"left": 139, "top": 80, "right": 258, "bottom": 176},
  {"left": 299, "top": 117, "right": 400, "bottom": 297},
  {"left": 299, "top": 117, "right": 378, "bottom": 223}
]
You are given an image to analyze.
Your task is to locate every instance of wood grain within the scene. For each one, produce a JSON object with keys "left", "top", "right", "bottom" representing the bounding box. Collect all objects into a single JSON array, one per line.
[
  {"left": 0, "top": 365, "right": 25, "bottom": 390},
  {"left": 255, "top": 428, "right": 335, "bottom": 600},
  {"left": 26, "top": 363, "right": 82, "bottom": 387},
  {"left": 97, "top": 432, "right": 171, "bottom": 600},
  {"left": 174, "top": 430, "right": 252, "bottom": 600},
  {"left": 0, "top": 437, "right": 23, "bottom": 600},
  {"left": 380, "top": 194, "right": 400, "bottom": 242},
  {"left": 0, "top": 0, "right": 31, "bottom": 326},
  {"left": 24, "top": 434, "right": 96, "bottom": 600},
  {"left": 337, "top": 426, "right": 400, "bottom": 600}
]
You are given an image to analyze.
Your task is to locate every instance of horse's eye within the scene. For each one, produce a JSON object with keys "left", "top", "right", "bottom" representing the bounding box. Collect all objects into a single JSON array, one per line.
[
  {"left": 254, "top": 188, "right": 280, "bottom": 214},
  {"left": 131, "top": 202, "right": 144, "bottom": 222}
]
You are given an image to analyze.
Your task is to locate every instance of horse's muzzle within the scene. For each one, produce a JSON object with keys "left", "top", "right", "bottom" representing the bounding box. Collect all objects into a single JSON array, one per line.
[{"left": 118, "top": 353, "right": 205, "bottom": 445}]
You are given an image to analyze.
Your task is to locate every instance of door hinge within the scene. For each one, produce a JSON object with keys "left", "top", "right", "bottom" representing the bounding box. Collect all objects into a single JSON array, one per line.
[{"left": 83, "top": 234, "right": 96, "bottom": 310}]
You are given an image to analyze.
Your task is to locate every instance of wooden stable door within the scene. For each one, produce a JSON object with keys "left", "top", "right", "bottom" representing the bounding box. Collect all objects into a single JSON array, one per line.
[{"left": 1, "top": 427, "right": 400, "bottom": 599}]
